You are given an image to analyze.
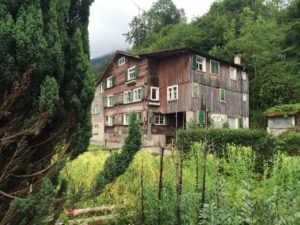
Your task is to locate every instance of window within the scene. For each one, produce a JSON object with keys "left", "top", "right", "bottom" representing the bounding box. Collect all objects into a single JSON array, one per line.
[
  {"left": 152, "top": 113, "right": 165, "bottom": 125},
  {"left": 228, "top": 117, "right": 238, "bottom": 129},
  {"left": 107, "top": 95, "right": 115, "bottom": 107},
  {"left": 93, "top": 104, "right": 100, "bottom": 114},
  {"left": 106, "top": 115, "right": 115, "bottom": 126},
  {"left": 167, "top": 85, "right": 178, "bottom": 101},
  {"left": 123, "top": 90, "right": 132, "bottom": 104},
  {"left": 242, "top": 72, "right": 247, "bottom": 80},
  {"left": 100, "top": 83, "right": 103, "bottom": 93},
  {"left": 210, "top": 60, "right": 220, "bottom": 75},
  {"left": 118, "top": 57, "right": 125, "bottom": 66},
  {"left": 125, "top": 65, "right": 138, "bottom": 82},
  {"left": 192, "top": 83, "right": 200, "bottom": 98},
  {"left": 196, "top": 56, "right": 206, "bottom": 71},
  {"left": 123, "top": 113, "right": 130, "bottom": 125},
  {"left": 198, "top": 111, "right": 205, "bottom": 125},
  {"left": 133, "top": 87, "right": 143, "bottom": 102},
  {"left": 150, "top": 87, "right": 159, "bottom": 101},
  {"left": 243, "top": 93, "right": 247, "bottom": 102},
  {"left": 93, "top": 124, "right": 99, "bottom": 135},
  {"left": 137, "top": 112, "right": 142, "bottom": 122},
  {"left": 192, "top": 55, "right": 206, "bottom": 72},
  {"left": 220, "top": 88, "right": 225, "bottom": 102},
  {"left": 106, "top": 76, "right": 116, "bottom": 88},
  {"left": 229, "top": 67, "right": 237, "bottom": 80}
]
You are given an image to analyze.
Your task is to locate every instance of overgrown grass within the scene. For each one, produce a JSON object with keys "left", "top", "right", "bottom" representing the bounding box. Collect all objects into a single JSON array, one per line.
[{"left": 60, "top": 145, "right": 300, "bottom": 224}]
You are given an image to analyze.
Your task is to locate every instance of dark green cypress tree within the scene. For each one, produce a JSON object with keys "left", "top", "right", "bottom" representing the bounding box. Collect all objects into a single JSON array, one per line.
[{"left": 0, "top": 0, "right": 95, "bottom": 223}]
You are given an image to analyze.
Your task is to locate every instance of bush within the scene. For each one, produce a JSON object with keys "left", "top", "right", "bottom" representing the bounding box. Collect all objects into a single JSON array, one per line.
[{"left": 277, "top": 133, "right": 300, "bottom": 155}]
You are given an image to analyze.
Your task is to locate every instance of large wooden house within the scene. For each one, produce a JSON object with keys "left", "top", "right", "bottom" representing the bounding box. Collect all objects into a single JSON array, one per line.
[{"left": 91, "top": 47, "right": 249, "bottom": 146}]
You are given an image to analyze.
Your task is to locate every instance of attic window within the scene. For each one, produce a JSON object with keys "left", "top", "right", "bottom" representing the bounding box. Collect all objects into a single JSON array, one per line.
[
  {"left": 192, "top": 55, "right": 206, "bottom": 72},
  {"left": 118, "top": 57, "right": 125, "bottom": 66},
  {"left": 211, "top": 60, "right": 220, "bottom": 75},
  {"left": 229, "top": 67, "right": 237, "bottom": 80}
]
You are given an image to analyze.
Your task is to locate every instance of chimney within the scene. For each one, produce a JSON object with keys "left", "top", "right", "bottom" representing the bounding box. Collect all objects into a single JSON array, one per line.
[{"left": 234, "top": 53, "right": 241, "bottom": 65}]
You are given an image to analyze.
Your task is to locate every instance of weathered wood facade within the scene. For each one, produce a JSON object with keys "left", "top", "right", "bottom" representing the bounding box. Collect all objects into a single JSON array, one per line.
[{"left": 91, "top": 48, "right": 249, "bottom": 146}]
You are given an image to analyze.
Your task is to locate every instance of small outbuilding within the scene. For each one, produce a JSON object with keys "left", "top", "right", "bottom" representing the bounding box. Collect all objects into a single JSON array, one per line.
[{"left": 265, "top": 103, "right": 300, "bottom": 135}]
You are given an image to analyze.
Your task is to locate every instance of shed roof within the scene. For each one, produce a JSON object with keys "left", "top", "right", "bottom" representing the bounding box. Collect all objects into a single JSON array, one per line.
[{"left": 264, "top": 103, "right": 300, "bottom": 117}]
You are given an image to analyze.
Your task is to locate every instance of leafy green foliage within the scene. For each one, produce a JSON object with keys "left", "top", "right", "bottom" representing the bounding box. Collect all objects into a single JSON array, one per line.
[
  {"left": 93, "top": 112, "right": 142, "bottom": 196},
  {"left": 10, "top": 178, "right": 55, "bottom": 225}
]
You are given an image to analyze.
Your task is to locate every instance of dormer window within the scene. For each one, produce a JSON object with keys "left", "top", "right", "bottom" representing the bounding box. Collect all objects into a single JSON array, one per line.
[
  {"left": 118, "top": 57, "right": 125, "bottom": 66},
  {"left": 125, "top": 65, "right": 138, "bottom": 82}
]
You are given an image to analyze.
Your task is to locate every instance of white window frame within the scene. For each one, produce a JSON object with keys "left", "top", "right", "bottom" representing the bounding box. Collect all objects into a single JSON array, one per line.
[
  {"left": 93, "top": 104, "right": 100, "bottom": 114},
  {"left": 167, "top": 85, "right": 178, "bottom": 101},
  {"left": 137, "top": 112, "right": 142, "bottom": 122},
  {"left": 228, "top": 117, "right": 239, "bottom": 129},
  {"left": 210, "top": 60, "right": 220, "bottom": 76},
  {"left": 123, "top": 90, "right": 131, "bottom": 104},
  {"left": 243, "top": 93, "right": 247, "bottom": 102},
  {"left": 196, "top": 55, "right": 206, "bottom": 72},
  {"left": 219, "top": 88, "right": 226, "bottom": 103},
  {"left": 153, "top": 113, "right": 165, "bottom": 125},
  {"left": 242, "top": 72, "right": 247, "bottom": 80},
  {"left": 133, "top": 87, "right": 143, "bottom": 102},
  {"left": 118, "top": 57, "right": 125, "bottom": 66},
  {"left": 229, "top": 67, "right": 237, "bottom": 80},
  {"left": 106, "top": 115, "right": 115, "bottom": 126},
  {"left": 127, "top": 65, "right": 136, "bottom": 81},
  {"left": 93, "top": 123, "right": 99, "bottom": 135},
  {"left": 150, "top": 87, "right": 159, "bottom": 101},
  {"left": 123, "top": 113, "right": 130, "bottom": 125},
  {"left": 99, "top": 83, "right": 103, "bottom": 93},
  {"left": 107, "top": 76, "right": 114, "bottom": 88},
  {"left": 107, "top": 95, "right": 114, "bottom": 107},
  {"left": 192, "top": 82, "right": 200, "bottom": 98}
]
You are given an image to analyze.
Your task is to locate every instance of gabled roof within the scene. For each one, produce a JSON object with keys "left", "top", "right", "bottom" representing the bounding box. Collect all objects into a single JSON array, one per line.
[{"left": 97, "top": 47, "right": 246, "bottom": 85}]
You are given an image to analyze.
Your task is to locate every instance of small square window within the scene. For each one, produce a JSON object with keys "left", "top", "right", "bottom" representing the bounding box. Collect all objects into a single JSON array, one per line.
[
  {"left": 106, "top": 116, "right": 115, "bottom": 126},
  {"left": 211, "top": 60, "right": 220, "bottom": 75},
  {"left": 152, "top": 113, "right": 165, "bottom": 125},
  {"left": 123, "top": 113, "right": 130, "bottom": 125},
  {"left": 106, "top": 76, "right": 116, "bottom": 88},
  {"left": 229, "top": 67, "right": 237, "bottom": 80},
  {"left": 118, "top": 57, "right": 125, "bottom": 66},
  {"left": 126, "top": 65, "right": 138, "bottom": 81},
  {"left": 150, "top": 87, "right": 159, "bottom": 101},
  {"left": 107, "top": 95, "right": 115, "bottom": 107}
]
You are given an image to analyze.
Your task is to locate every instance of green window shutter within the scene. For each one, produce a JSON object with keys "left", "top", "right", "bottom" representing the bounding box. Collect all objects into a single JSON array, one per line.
[
  {"left": 122, "top": 114, "right": 124, "bottom": 125},
  {"left": 220, "top": 89, "right": 225, "bottom": 101},
  {"left": 121, "top": 93, "right": 124, "bottom": 104},
  {"left": 135, "top": 65, "right": 139, "bottom": 78},
  {"left": 125, "top": 71, "right": 128, "bottom": 82},
  {"left": 141, "top": 87, "right": 144, "bottom": 99},
  {"left": 112, "top": 76, "right": 116, "bottom": 86},
  {"left": 192, "top": 55, "right": 197, "bottom": 70},
  {"left": 198, "top": 111, "right": 205, "bottom": 125},
  {"left": 105, "top": 79, "right": 107, "bottom": 89},
  {"left": 112, "top": 116, "right": 115, "bottom": 125},
  {"left": 151, "top": 114, "right": 156, "bottom": 124},
  {"left": 212, "top": 61, "right": 219, "bottom": 74},
  {"left": 165, "top": 116, "right": 170, "bottom": 125},
  {"left": 112, "top": 96, "right": 115, "bottom": 105},
  {"left": 239, "top": 118, "right": 243, "bottom": 128}
]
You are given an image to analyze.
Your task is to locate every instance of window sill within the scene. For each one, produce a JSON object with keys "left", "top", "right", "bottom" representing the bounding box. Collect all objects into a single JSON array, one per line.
[
  {"left": 167, "top": 99, "right": 178, "bottom": 102},
  {"left": 149, "top": 102, "right": 160, "bottom": 106},
  {"left": 123, "top": 99, "right": 143, "bottom": 104},
  {"left": 220, "top": 100, "right": 226, "bottom": 103},
  {"left": 125, "top": 79, "right": 136, "bottom": 85},
  {"left": 210, "top": 73, "right": 220, "bottom": 76}
]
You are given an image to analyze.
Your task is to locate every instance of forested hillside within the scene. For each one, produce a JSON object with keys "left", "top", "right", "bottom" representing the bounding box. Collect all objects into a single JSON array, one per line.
[{"left": 124, "top": 0, "right": 300, "bottom": 128}]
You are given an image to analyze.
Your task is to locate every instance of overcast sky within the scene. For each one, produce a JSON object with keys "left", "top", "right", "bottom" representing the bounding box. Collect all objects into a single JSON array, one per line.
[{"left": 88, "top": 0, "right": 216, "bottom": 59}]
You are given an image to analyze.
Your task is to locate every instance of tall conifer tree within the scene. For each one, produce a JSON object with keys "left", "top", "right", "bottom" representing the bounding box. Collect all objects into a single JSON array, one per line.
[{"left": 0, "top": 0, "right": 95, "bottom": 222}]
